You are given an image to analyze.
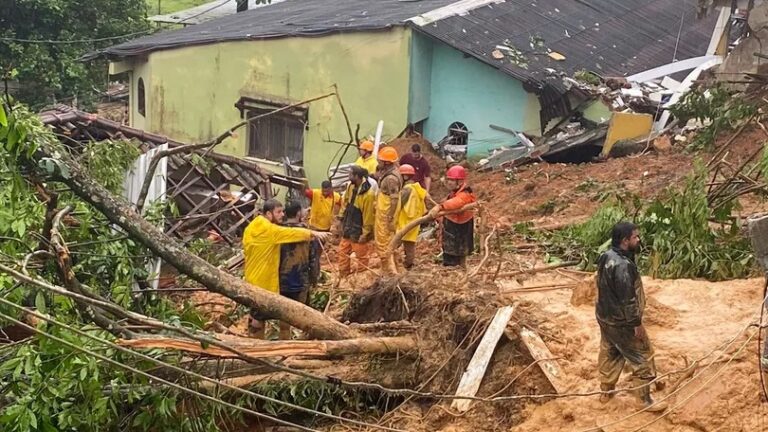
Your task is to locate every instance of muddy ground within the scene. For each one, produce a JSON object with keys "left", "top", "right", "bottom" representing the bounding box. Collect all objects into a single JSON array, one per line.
[{"left": 179, "top": 124, "right": 768, "bottom": 431}]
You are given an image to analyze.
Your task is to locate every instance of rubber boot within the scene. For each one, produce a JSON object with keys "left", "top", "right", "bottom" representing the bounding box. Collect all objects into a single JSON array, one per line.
[
  {"left": 599, "top": 385, "right": 614, "bottom": 403},
  {"left": 639, "top": 386, "right": 668, "bottom": 412}
]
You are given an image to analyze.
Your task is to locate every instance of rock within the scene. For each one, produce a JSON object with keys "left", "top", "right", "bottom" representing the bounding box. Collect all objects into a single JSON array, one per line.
[{"left": 652, "top": 135, "right": 672, "bottom": 153}]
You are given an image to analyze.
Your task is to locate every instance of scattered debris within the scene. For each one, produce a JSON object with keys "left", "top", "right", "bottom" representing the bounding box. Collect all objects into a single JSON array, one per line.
[{"left": 451, "top": 306, "right": 516, "bottom": 412}]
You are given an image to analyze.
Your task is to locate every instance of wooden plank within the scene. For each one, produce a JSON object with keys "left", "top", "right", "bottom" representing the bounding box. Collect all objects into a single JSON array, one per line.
[
  {"left": 451, "top": 305, "right": 515, "bottom": 412},
  {"left": 518, "top": 326, "right": 567, "bottom": 394}
]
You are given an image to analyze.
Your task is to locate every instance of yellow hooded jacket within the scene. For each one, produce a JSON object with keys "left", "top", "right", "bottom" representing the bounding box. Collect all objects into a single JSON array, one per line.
[
  {"left": 243, "top": 215, "right": 312, "bottom": 293},
  {"left": 397, "top": 182, "right": 427, "bottom": 242}
]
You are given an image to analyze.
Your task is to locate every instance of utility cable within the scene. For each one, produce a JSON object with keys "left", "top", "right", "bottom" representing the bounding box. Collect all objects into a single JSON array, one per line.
[
  {"left": 0, "top": 309, "right": 323, "bottom": 432},
  {"left": 0, "top": 296, "right": 407, "bottom": 432},
  {"left": 0, "top": 31, "right": 152, "bottom": 45}
]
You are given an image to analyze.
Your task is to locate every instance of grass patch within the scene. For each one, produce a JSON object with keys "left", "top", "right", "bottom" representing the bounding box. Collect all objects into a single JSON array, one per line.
[{"left": 146, "top": 0, "right": 211, "bottom": 15}]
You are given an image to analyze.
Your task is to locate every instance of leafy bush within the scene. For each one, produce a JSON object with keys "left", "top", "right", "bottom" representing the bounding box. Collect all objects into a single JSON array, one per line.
[
  {"left": 669, "top": 83, "right": 757, "bottom": 150},
  {"left": 539, "top": 167, "right": 755, "bottom": 280}
]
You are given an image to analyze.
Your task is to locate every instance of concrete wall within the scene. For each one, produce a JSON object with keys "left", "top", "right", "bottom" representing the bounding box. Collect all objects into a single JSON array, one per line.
[
  {"left": 122, "top": 28, "right": 412, "bottom": 184},
  {"left": 419, "top": 37, "right": 542, "bottom": 159},
  {"left": 408, "top": 31, "right": 433, "bottom": 124}
]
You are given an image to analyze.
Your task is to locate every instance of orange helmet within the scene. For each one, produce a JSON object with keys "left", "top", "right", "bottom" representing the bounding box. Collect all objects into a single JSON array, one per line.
[
  {"left": 359, "top": 140, "right": 374, "bottom": 152},
  {"left": 399, "top": 164, "right": 416, "bottom": 176},
  {"left": 446, "top": 165, "right": 467, "bottom": 180},
  {"left": 378, "top": 146, "right": 399, "bottom": 163}
]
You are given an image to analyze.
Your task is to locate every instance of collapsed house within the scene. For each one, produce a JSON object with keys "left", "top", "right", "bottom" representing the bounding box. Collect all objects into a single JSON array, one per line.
[
  {"left": 39, "top": 105, "right": 305, "bottom": 246},
  {"left": 88, "top": 0, "right": 723, "bottom": 185}
]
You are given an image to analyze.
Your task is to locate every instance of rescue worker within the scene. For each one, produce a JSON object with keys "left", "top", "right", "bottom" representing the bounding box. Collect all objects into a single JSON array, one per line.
[
  {"left": 397, "top": 164, "right": 427, "bottom": 269},
  {"left": 374, "top": 146, "right": 402, "bottom": 274},
  {"left": 277, "top": 202, "right": 319, "bottom": 340},
  {"left": 354, "top": 140, "right": 378, "bottom": 178},
  {"left": 595, "top": 222, "right": 667, "bottom": 412},
  {"left": 304, "top": 180, "right": 341, "bottom": 231},
  {"left": 243, "top": 199, "right": 330, "bottom": 339},
  {"left": 428, "top": 165, "right": 476, "bottom": 267},
  {"left": 338, "top": 166, "right": 375, "bottom": 277}
]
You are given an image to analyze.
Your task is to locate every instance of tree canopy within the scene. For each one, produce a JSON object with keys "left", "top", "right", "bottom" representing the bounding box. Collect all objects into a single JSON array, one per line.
[{"left": 0, "top": 0, "right": 149, "bottom": 109}]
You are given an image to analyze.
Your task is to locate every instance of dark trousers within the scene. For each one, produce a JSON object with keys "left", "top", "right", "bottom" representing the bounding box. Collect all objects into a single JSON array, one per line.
[
  {"left": 442, "top": 253, "right": 466, "bottom": 267},
  {"left": 598, "top": 322, "right": 656, "bottom": 390}
]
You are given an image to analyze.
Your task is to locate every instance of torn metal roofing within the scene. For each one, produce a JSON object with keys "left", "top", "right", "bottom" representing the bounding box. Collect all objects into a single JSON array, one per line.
[
  {"left": 414, "top": 0, "right": 720, "bottom": 86},
  {"left": 96, "top": 0, "right": 459, "bottom": 59}
]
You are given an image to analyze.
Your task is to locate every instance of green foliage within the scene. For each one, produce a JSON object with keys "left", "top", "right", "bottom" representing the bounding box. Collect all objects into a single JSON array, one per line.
[
  {"left": 669, "top": 84, "right": 757, "bottom": 150},
  {"left": 79, "top": 140, "right": 140, "bottom": 194},
  {"left": 573, "top": 70, "right": 601, "bottom": 86},
  {"left": 540, "top": 167, "right": 755, "bottom": 280},
  {"left": 0, "top": 102, "right": 233, "bottom": 431},
  {"left": 0, "top": 0, "right": 150, "bottom": 109},
  {"left": 255, "top": 379, "right": 388, "bottom": 418}
]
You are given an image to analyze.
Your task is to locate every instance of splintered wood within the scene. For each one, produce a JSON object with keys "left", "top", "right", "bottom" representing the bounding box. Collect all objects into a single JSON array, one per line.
[
  {"left": 118, "top": 335, "right": 416, "bottom": 358},
  {"left": 451, "top": 305, "right": 515, "bottom": 412}
]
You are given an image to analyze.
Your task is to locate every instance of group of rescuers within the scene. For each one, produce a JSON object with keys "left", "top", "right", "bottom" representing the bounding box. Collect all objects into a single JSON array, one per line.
[
  {"left": 242, "top": 141, "right": 667, "bottom": 412},
  {"left": 242, "top": 141, "right": 476, "bottom": 338}
]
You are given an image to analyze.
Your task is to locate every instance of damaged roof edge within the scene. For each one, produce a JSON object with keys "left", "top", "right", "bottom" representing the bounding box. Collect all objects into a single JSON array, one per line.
[
  {"left": 85, "top": 25, "right": 401, "bottom": 61},
  {"left": 38, "top": 105, "right": 305, "bottom": 189}
]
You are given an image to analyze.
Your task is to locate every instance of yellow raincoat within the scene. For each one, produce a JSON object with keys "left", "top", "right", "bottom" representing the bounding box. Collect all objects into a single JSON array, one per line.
[
  {"left": 243, "top": 215, "right": 311, "bottom": 293},
  {"left": 375, "top": 169, "right": 403, "bottom": 273},
  {"left": 397, "top": 182, "right": 427, "bottom": 242},
  {"left": 354, "top": 155, "right": 378, "bottom": 177},
  {"left": 308, "top": 189, "right": 341, "bottom": 231}
]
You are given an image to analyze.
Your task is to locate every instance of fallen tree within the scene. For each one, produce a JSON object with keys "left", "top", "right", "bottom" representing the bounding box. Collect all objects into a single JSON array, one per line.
[
  {"left": 119, "top": 335, "right": 417, "bottom": 358},
  {"left": 22, "top": 112, "right": 357, "bottom": 340}
]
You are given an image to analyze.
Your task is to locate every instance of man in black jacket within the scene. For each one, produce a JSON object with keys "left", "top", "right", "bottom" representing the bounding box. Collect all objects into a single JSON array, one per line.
[{"left": 596, "top": 222, "right": 667, "bottom": 412}]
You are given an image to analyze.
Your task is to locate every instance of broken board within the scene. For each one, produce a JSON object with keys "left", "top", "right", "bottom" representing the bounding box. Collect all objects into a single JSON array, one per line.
[
  {"left": 517, "top": 326, "right": 567, "bottom": 394},
  {"left": 451, "top": 305, "right": 515, "bottom": 412}
]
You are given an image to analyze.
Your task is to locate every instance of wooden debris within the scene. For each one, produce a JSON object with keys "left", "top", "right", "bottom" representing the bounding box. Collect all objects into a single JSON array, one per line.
[
  {"left": 451, "top": 305, "right": 515, "bottom": 412},
  {"left": 118, "top": 335, "right": 417, "bottom": 358},
  {"left": 491, "top": 260, "right": 580, "bottom": 279},
  {"left": 517, "top": 327, "right": 567, "bottom": 394}
]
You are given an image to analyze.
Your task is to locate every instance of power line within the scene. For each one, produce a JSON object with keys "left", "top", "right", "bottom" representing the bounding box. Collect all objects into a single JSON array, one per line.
[
  {"left": 0, "top": 307, "right": 324, "bottom": 432},
  {"left": 0, "top": 30, "right": 152, "bottom": 45},
  {"left": 0, "top": 296, "right": 405, "bottom": 432}
]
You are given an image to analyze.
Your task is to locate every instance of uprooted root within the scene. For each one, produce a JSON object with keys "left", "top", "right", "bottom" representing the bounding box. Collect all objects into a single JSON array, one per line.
[{"left": 341, "top": 268, "right": 557, "bottom": 430}]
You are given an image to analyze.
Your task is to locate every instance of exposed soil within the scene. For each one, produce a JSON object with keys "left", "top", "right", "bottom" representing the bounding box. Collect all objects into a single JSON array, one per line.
[{"left": 183, "top": 123, "right": 768, "bottom": 432}]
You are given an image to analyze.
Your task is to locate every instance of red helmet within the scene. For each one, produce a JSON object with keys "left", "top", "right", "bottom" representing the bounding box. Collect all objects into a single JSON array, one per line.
[
  {"left": 399, "top": 164, "right": 416, "bottom": 176},
  {"left": 446, "top": 165, "right": 467, "bottom": 180}
]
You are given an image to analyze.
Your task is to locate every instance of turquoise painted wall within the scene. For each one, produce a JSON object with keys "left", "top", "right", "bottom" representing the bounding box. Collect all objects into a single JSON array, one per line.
[
  {"left": 421, "top": 39, "right": 542, "bottom": 159},
  {"left": 408, "top": 32, "right": 433, "bottom": 124}
]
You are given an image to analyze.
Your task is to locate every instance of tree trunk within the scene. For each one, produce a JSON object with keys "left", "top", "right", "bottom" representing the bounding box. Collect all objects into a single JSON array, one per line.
[
  {"left": 118, "top": 335, "right": 417, "bottom": 358},
  {"left": 32, "top": 141, "right": 356, "bottom": 340}
]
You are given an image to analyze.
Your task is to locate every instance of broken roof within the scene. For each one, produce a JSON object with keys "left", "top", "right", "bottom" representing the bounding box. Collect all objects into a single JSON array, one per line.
[
  {"left": 95, "top": 0, "right": 458, "bottom": 59},
  {"left": 98, "top": 0, "right": 718, "bottom": 89},
  {"left": 414, "top": 0, "right": 719, "bottom": 86}
]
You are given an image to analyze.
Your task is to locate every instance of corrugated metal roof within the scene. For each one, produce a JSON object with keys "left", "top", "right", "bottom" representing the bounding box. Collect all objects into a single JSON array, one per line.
[
  {"left": 415, "top": 0, "right": 719, "bottom": 86},
  {"left": 95, "top": 0, "right": 459, "bottom": 59}
]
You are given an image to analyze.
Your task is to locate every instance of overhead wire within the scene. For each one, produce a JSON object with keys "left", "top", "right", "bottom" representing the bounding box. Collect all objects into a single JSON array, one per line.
[
  {"left": 0, "top": 31, "right": 152, "bottom": 45},
  {"left": 0, "top": 308, "right": 323, "bottom": 432},
  {"left": 0, "top": 298, "right": 405, "bottom": 432}
]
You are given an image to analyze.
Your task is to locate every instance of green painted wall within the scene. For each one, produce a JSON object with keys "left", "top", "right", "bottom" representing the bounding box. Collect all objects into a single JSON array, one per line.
[{"left": 130, "top": 28, "right": 412, "bottom": 184}]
